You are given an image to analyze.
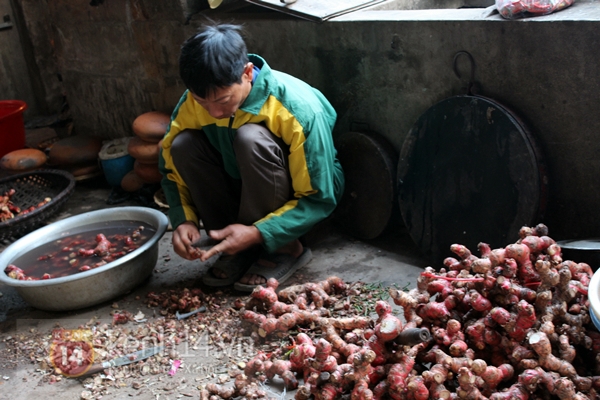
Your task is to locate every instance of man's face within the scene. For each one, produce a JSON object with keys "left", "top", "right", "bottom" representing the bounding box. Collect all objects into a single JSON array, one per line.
[{"left": 191, "top": 63, "right": 254, "bottom": 120}]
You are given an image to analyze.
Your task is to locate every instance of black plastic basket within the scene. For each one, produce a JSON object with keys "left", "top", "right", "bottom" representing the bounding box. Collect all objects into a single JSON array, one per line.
[{"left": 0, "top": 169, "right": 76, "bottom": 242}]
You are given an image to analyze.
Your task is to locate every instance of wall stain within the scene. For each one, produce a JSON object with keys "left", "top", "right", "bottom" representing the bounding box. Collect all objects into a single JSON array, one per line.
[
  {"left": 388, "top": 34, "right": 404, "bottom": 62},
  {"left": 315, "top": 47, "right": 366, "bottom": 114}
]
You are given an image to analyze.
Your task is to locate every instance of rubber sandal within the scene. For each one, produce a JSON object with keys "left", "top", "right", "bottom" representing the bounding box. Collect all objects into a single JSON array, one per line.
[
  {"left": 202, "top": 249, "right": 259, "bottom": 287},
  {"left": 233, "top": 248, "right": 313, "bottom": 292}
]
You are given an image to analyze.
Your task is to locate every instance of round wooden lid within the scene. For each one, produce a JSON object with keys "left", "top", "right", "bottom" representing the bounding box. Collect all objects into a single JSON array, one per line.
[
  {"left": 132, "top": 111, "right": 170, "bottom": 143},
  {"left": 333, "top": 131, "right": 398, "bottom": 240},
  {"left": 48, "top": 135, "right": 103, "bottom": 166},
  {"left": 62, "top": 162, "right": 103, "bottom": 181},
  {"left": 127, "top": 136, "right": 160, "bottom": 163},
  {"left": 397, "top": 95, "right": 548, "bottom": 266},
  {"left": 0, "top": 148, "right": 47, "bottom": 171},
  {"left": 121, "top": 169, "right": 145, "bottom": 192},
  {"left": 133, "top": 160, "right": 162, "bottom": 184}
]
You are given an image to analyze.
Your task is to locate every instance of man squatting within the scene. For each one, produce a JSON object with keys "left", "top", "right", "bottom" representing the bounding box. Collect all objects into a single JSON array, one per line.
[{"left": 159, "top": 23, "right": 344, "bottom": 292}]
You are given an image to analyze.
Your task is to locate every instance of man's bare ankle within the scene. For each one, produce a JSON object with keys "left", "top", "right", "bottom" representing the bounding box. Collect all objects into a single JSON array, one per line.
[{"left": 275, "top": 239, "right": 303, "bottom": 258}]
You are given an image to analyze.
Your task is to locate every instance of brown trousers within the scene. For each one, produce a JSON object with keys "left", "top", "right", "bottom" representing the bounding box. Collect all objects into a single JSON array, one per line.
[{"left": 170, "top": 124, "right": 292, "bottom": 231}]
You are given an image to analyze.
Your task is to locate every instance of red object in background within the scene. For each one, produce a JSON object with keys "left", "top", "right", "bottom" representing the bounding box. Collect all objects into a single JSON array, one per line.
[
  {"left": 496, "top": 0, "right": 574, "bottom": 19},
  {"left": 0, "top": 100, "right": 27, "bottom": 158}
]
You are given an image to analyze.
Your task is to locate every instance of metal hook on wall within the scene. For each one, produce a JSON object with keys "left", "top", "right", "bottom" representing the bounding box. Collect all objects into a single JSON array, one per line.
[{"left": 453, "top": 51, "right": 476, "bottom": 95}]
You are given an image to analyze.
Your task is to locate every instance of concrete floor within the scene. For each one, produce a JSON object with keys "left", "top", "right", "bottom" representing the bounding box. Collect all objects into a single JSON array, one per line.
[
  {"left": 0, "top": 175, "right": 429, "bottom": 321},
  {"left": 0, "top": 174, "right": 429, "bottom": 399}
]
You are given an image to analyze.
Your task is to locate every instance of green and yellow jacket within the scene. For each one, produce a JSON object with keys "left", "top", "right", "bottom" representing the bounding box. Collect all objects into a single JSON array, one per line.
[{"left": 159, "top": 54, "right": 344, "bottom": 253}]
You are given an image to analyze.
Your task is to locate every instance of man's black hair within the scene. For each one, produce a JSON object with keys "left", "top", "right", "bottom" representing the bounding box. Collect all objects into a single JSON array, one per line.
[{"left": 179, "top": 23, "right": 249, "bottom": 98}]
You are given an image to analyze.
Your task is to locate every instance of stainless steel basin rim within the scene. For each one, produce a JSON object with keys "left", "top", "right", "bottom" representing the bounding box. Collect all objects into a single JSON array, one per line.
[{"left": 0, "top": 206, "right": 169, "bottom": 288}]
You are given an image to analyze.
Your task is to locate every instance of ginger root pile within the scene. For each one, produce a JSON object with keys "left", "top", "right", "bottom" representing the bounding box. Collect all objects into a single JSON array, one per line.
[
  {"left": 208, "top": 224, "right": 599, "bottom": 400},
  {"left": 1, "top": 188, "right": 51, "bottom": 221}
]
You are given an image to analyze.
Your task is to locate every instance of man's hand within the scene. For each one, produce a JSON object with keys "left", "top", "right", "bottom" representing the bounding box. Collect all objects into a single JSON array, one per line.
[
  {"left": 198, "top": 224, "right": 263, "bottom": 262},
  {"left": 172, "top": 221, "right": 201, "bottom": 260}
]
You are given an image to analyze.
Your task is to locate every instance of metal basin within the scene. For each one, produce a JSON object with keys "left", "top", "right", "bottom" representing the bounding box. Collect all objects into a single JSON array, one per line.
[
  {"left": 557, "top": 238, "right": 600, "bottom": 272},
  {"left": 0, "top": 207, "right": 168, "bottom": 311},
  {"left": 560, "top": 238, "right": 600, "bottom": 331}
]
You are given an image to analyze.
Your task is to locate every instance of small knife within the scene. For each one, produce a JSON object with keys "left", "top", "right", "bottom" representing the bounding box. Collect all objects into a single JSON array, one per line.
[
  {"left": 191, "top": 237, "right": 220, "bottom": 249},
  {"left": 79, "top": 345, "right": 164, "bottom": 377}
]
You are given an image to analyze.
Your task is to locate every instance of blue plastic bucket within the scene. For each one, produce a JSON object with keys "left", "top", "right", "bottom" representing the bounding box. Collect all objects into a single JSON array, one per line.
[{"left": 99, "top": 138, "right": 135, "bottom": 186}]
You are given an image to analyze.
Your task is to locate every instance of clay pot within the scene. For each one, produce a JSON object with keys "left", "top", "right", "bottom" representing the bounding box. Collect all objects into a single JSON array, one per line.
[
  {"left": 0, "top": 148, "right": 47, "bottom": 171},
  {"left": 63, "top": 162, "right": 102, "bottom": 180},
  {"left": 127, "top": 136, "right": 160, "bottom": 164},
  {"left": 133, "top": 160, "right": 162, "bottom": 184},
  {"left": 132, "top": 111, "right": 170, "bottom": 143},
  {"left": 48, "top": 135, "right": 103, "bottom": 166},
  {"left": 121, "top": 170, "right": 145, "bottom": 192}
]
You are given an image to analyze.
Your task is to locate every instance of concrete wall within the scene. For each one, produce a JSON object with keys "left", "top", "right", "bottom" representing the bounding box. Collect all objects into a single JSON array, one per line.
[
  {"left": 0, "top": 0, "right": 63, "bottom": 117},
  {"left": 12, "top": 0, "right": 64, "bottom": 115},
  {"left": 0, "top": 0, "right": 37, "bottom": 116},
  {"left": 14, "top": 0, "right": 600, "bottom": 241},
  {"left": 233, "top": 3, "right": 600, "bottom": 242},
  {"left": 369, "top": 0, "right": 494, "bottom": 10},
  {"left": 38, "top": 1, "right": 190, "bottom": 137}
]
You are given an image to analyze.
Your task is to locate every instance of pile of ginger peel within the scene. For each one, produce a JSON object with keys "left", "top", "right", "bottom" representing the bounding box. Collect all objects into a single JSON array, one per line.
[{"left": 203, "top": 224, "right": 600, "bottom": 400}]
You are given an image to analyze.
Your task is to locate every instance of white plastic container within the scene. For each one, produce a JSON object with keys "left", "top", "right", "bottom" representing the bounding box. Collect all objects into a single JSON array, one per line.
[{"left": 588, "top": 269, "right": 600, "bottom": 331}]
